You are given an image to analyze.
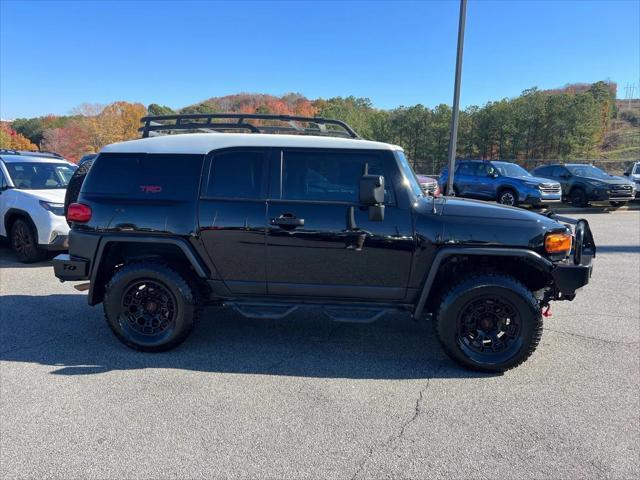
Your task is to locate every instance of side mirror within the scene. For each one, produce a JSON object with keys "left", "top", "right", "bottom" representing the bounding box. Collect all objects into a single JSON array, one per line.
[
  {"left": 623, "top": 171, "right": 630, "bottom": 176},
  {"left": 561, "top": 173, "right": 571, "bottom": 179},
  {"left": 489, "top": 171, "right": 498, "bottom": 179},
  {"left": 359, "top": 174, "right": 385, "bottom": 222}
]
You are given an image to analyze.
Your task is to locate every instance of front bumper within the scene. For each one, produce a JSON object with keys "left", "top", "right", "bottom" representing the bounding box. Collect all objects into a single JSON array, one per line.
[
  {"left": 41, "top": 234, "right": 69, "bottom": 251},
  {"left": 545, "top": 215, "right": 596, "bottom": 300}
]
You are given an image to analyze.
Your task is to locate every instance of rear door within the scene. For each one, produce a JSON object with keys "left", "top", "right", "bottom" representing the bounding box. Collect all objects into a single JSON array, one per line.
[
  {"left": 265, "top": 148, "right": 414, "bottom": 301},
  {"left": 198, "top": 148, "right": 269, "bottom": 295}
]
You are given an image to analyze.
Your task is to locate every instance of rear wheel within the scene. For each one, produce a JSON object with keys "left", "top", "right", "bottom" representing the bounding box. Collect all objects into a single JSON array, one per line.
[
  {"left": 498, "top": 189, "right": 518, "bottom": 207},
  {"left": 434, "top": 274, "right": 542, "bottom": 372},
  {"left": 103, "top": 262, "right": 199, "bottom": 352},
  {"left": 10, "top": 219, "right": 45, "bottom": 263},
  {"left": 569, "top": 188, "right": 588, "bottom": 208}
]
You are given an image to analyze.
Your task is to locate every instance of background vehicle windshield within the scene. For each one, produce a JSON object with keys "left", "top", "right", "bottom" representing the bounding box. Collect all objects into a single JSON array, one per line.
[
  {"left": 396, "top": 152, "right": 424, "bottom": 197},
  {"left": 6, "top": 162, "right": 76, "bottom": 189},
  {"left": 567, "top": 165, "right": 610, "bottom": 178},
  {"left": 493, "top": 163, "right": 531, "bottom": 178}
]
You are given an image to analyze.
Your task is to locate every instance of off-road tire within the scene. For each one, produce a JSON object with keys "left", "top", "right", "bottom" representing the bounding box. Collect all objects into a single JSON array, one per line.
[
  {"left": 434, "top": 273, "right": 543, "bottom": 373},
  {"left": 569, "top": 187, "right": 588, "bottom": 208},
  {"left": 64, "top": 159, "right": 94, "bottom": 225},
  {"left": 10, "top": 218, "right": 45, "bottom": 263},
  {"left": 498, "top": 188, "right": 519, "bottom": 207},
  {"left": 103, "top": 262, "right": 200, "bottom": 352}
]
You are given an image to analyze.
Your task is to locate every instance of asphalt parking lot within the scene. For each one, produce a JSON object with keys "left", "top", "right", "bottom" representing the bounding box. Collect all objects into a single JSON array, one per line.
[{"left": 1, "top": 210, "right": 638, "bottom": 479}]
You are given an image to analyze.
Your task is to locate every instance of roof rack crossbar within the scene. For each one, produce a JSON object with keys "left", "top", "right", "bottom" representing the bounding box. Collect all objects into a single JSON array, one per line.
[{"left": 138, "top": 113, "right": 360, "bottom": 139}]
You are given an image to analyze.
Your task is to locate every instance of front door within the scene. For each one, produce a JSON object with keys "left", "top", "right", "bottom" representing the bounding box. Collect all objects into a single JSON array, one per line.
[{"left": 265, "top": 148, "right": 414, "bottom": 301}]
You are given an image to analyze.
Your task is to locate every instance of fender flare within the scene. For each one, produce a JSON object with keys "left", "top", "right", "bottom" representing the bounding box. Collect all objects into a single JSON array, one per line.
[
  {"left": 88, "top": 235, "right": 209, "bottom": 305},
  {"left": 413, "top": 247, "right": 553, "bottom": 319},
  {"left": 4, "top": 208, "right": 38, "bottom": 241}
]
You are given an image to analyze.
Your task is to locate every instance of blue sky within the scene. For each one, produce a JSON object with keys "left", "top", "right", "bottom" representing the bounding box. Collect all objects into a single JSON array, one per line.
[{"left": 1, "top": 0, "right": 639, "bottom": 119}]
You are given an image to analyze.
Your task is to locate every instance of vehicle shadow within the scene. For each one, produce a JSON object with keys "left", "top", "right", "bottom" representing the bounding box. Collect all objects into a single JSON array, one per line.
[
  {"left": 0, "top": 294, "right": 488, "bottom": 380},
  {"left": 0, "top": 245, "right": 56, "bottom": 268}
]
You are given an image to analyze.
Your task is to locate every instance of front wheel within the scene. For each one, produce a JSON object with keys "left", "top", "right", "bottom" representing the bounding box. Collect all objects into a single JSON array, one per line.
[
  {"left": 498, "top": 189, "right": 518, "bottom": 207},
  {"left": 569, "top": 188, "right": 588, "bottom": 208},
  {"left": 103, "top": 262, "right": 199, "bottom": 352},
  {"left": 434, "top": 274, "right": 542, "bottom": 372},
  {"left": 11, "top": 219, "right": 45, "bottom": 263}
]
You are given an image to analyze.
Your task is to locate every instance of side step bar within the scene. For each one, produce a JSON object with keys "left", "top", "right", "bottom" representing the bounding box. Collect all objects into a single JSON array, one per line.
[{"left": 223, "top": 301, "right": 401, "bottom": 323}]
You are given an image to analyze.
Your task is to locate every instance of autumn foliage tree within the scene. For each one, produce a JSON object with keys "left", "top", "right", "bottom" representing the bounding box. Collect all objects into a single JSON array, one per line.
[{"left": 0, "top": 123, "right": 38, "bottom": 151}]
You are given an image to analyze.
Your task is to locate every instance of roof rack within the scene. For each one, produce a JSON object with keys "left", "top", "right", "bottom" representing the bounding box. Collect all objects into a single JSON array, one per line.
[
  {"left": 0, "top": 149, "right": 63, "bottom": 158},
  {"left": 138, "top": 113, "right": 361, "bottom": 139}
]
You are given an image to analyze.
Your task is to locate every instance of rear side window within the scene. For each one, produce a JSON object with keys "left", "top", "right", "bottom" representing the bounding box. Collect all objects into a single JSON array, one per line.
[
  {"left": 82, "top": 153, "right": 204, "bottom": 200},
  {"left": 204, "top": 150, "right": 266, "bottom": 199},
  {"left": 280, "top": 150, "right": 395, "bottom": 204}
]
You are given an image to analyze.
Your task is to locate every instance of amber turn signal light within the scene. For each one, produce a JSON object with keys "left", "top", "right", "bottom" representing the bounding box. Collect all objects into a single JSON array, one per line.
[{"left": 545, "top": 232, "right": 572, "bottom": 254}]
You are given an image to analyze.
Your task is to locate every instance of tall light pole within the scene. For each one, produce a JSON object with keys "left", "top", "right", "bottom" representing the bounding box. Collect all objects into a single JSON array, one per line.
[{"left": 446, "top": 0, "right": 467, "bottom": 196}]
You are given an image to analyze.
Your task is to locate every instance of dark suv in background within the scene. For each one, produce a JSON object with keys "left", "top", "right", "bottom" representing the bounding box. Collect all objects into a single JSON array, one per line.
[
  {"left": 532, "top": 163, "right": 636, "bottom": 207},
  {"left": 439, "top": 159, "right": 562, "bottom": 207}
]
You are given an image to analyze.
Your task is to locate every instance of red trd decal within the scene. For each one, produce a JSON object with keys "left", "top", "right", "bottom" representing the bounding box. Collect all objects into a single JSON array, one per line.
[
  {"left": 542, "top": 304, "right": 552, "bottom": 317},
  {"left": 140, "top": 185, "right": 162, "bottom": 193}
]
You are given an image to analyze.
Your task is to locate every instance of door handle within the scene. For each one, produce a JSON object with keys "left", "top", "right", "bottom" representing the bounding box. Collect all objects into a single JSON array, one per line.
[{"left": 271, "top": 214, "right": 304, "bottom": 228}]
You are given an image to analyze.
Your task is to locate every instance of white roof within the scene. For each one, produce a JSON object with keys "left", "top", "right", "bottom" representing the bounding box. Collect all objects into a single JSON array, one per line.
[{"left": 101, "top": 133, "right": 404, "bottom": 154}]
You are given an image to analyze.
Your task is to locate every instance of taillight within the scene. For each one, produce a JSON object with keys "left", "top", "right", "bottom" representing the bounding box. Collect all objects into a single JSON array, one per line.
[{"left": 66, "top": 203, "right": 92, "bottom": 223}]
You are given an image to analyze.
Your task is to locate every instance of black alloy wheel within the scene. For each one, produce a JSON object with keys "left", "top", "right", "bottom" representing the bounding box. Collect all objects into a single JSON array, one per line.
[
  {"left": 103, "top": 262, "right": 199, "bottom": 352},
  {"left": 570, "top": 188, "right": 588, "bottom": 208},
  {"left": 434, "top": 273, "right": 542, "bottom": 372},
  {"left": 11, "top": 219, "right": 44, "bottom": 263},
  {"left": 456, "top": 296, "right": 522, "bottom": 364},
  {"left": 121, "top": 280, "right": 177, "bottom": 338}
]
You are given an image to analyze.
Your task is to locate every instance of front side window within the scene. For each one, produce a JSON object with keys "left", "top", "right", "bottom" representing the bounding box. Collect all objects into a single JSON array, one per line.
[
  {"left": 566, "top": 165, "right": 609, "bottom": 179},
  {"left": 493, "top": 163, "right": 531, "bottom": 178},
  {"left": 205, "top": 150, "right": 266, "bottom": 199},
  {"left": 5, "top": 162, "right": 76, "bottom": 190},
  {"left": 281, "top": 150, "right": 395, "bottom": 204}
]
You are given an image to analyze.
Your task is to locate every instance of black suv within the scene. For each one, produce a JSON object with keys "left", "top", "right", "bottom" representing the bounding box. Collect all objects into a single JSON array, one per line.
[
  {"left": 532, "top": 163, "right": 636, "bottom": 207},
  {"left": 53, "top": 114, "right": 596, "bottom": 372}
]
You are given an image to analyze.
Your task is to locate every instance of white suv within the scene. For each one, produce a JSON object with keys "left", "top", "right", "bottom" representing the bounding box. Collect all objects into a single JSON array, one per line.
[{"left": 0, "top": 150, "right": 77, "bottom": 262}]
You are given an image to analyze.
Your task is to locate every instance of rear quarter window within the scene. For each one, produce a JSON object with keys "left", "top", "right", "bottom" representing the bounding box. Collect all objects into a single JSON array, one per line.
[{"left": 81, "top": 153, "right": 204, "bottom": 200}]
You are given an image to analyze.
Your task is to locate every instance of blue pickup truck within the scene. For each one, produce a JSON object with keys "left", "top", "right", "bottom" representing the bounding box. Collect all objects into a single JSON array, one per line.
[{"left": 439, "top": 160, "right": 562, "bottom": 207}]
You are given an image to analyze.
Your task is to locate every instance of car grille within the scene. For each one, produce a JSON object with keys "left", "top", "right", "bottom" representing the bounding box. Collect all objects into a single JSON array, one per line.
[
  {"left": 422, "top": 182, "right": 437, "bottom": 194},
  {"left": 609, "top": 184, "right": 634, "bottom": 197},
  {"left": 539, "top": 183, "right": 561, "bottom": 193}
]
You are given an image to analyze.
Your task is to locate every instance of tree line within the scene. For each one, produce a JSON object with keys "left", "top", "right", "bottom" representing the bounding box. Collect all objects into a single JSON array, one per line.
[{"left": 1, "top": 81, "right": 619, "bottom": 171}]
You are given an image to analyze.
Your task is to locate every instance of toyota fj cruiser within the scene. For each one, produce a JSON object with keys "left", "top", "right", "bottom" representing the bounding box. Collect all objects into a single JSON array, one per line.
[{"left": 53, "top": 114, "right": 595, "bottom": 372}]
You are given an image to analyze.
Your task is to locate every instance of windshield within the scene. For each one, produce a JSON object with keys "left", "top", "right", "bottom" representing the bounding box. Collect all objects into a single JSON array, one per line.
[
  {"left": 395, "top": 152, "right": 424, "bottom": 198},
  {"left": 633, "top": 164, "right": 640, "bottom": 175},
  {"left": 566, "top": 165, "right": 610, "bottom": 179},
  {"left": 493, "top": 163, "right": 531, "bottom": 178},
  {"left": 6, "top": 162, "right": 77, "bottom": 189}
]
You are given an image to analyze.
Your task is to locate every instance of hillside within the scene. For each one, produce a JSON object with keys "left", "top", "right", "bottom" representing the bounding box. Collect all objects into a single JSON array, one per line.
[{"left": 599, "top": 100, "right": 640, "bottom": 159}]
